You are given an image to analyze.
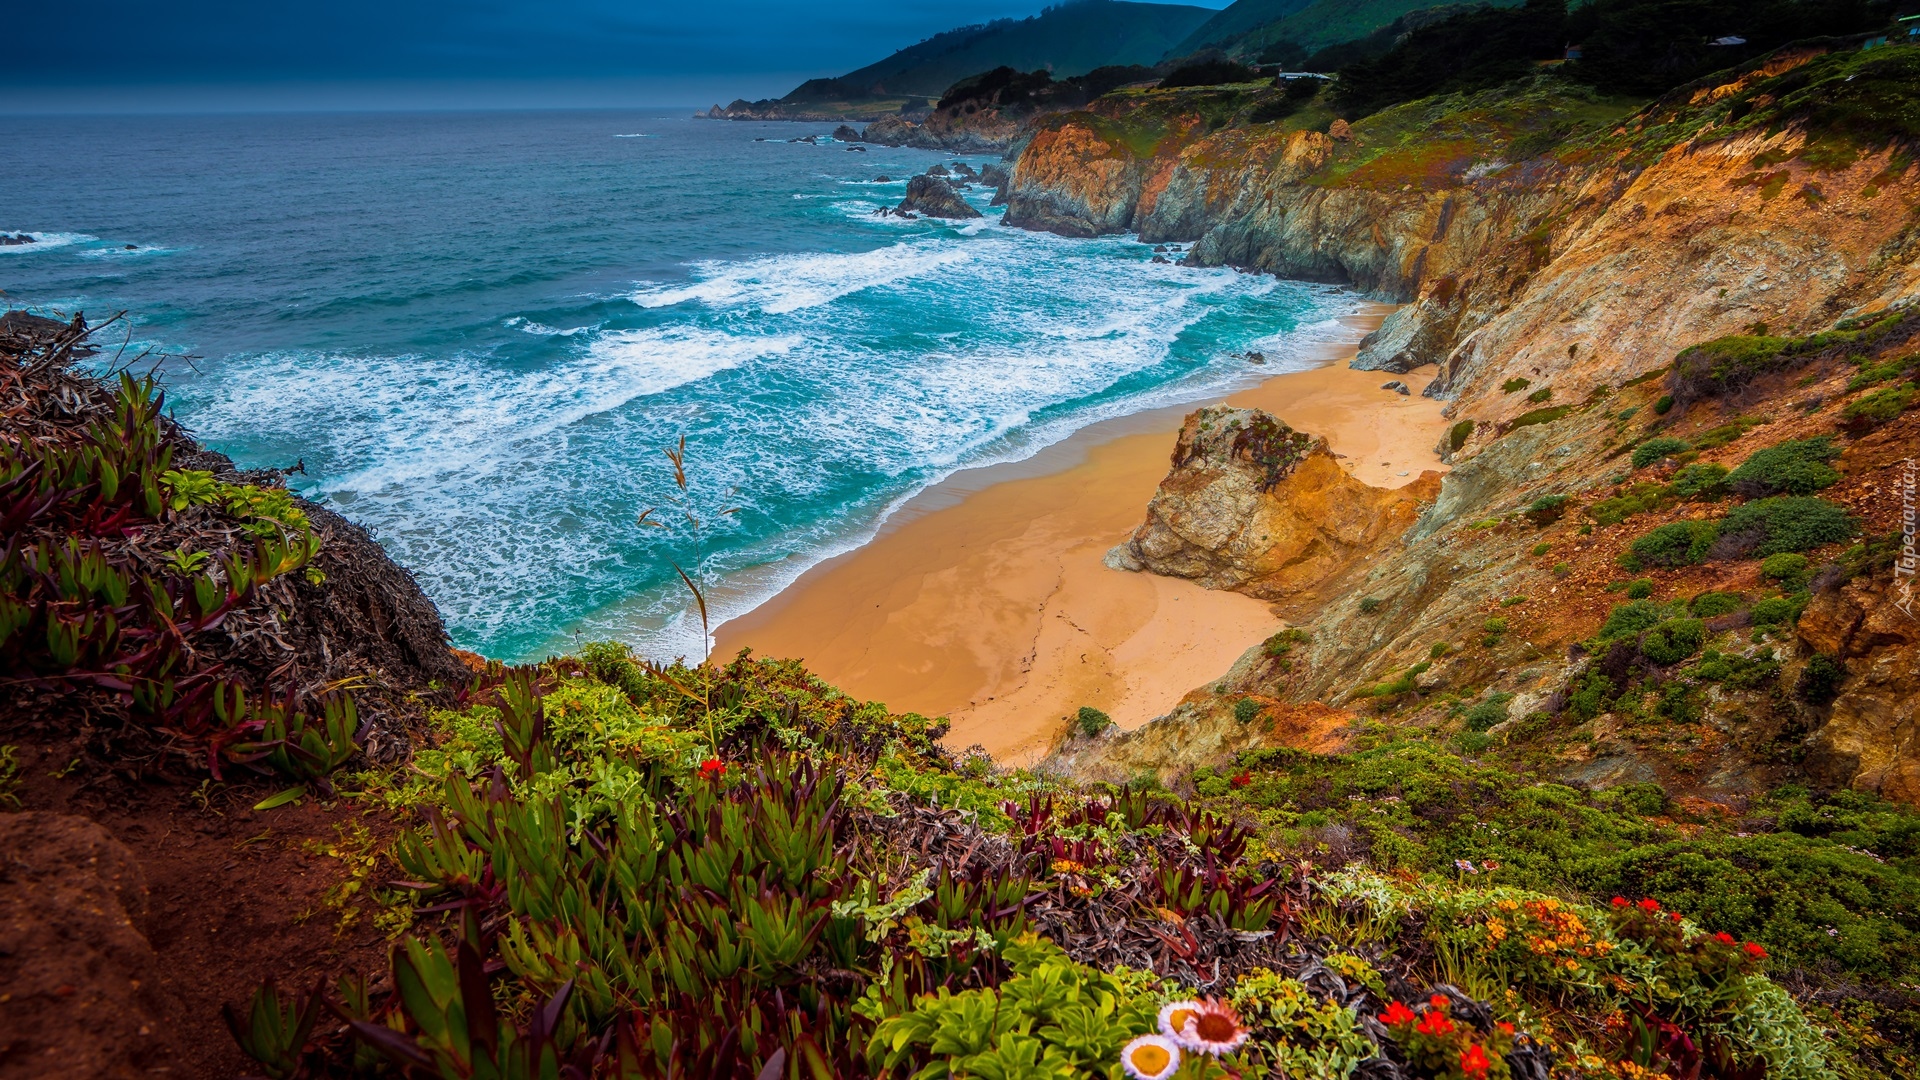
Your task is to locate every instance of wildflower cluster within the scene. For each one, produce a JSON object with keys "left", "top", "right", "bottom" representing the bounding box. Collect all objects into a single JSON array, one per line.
[
  {"left": 1379, "top": 995, "right": 1516, "bottom": 1080},
  {"left": 1120, "top": 998, "right": 1251, "bottom": 1078}
]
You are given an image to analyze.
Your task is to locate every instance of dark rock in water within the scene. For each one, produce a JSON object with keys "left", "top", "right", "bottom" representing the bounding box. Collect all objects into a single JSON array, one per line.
[
  {"left": 896, "top": 174, "right": 981, "bottom": 219},
  {"left": 1153, "top": 245, "right": 1169, "bottom": 252},
  {"left": 874, "top": 175, "right": 893, "bottom": 182},
  {"left": 926, "top": 164, "right": 950, "bottom": 176},
  {"left": 845, "top": 145, "right": 867, "bottom": 152},
  {"left": 796, "top": 135, "right": 819, "bottom": 144},
  {"left": 1151, "top": 255, "right": 1171, "bottom": 264},
  {"left": 832, "top": 124, "right": 861, "bottom": 142},
  {"left": 1247, "top": 351, "right": 1267, "bottom": 364},
  {"left": 754, "top": 137, "right": 767, "bottom": 141},
  {"left": 979, "top": 163, "right": 1012, "bottom": 207},
  {"left": 124, "top": 244, "right": 138, "bottom": 250},
  {"left": 0, "top": 233, "right": 36, "bottom": 246},
  {"left": 951, "top": 162, "right": 978, "bottom": 178},
  {"left": 1381, "top": 380, "right": 1412, "bottom": 395}
]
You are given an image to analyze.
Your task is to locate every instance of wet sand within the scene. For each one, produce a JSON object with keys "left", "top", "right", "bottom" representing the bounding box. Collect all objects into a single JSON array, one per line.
[{"left": 714, "top": 305, "right": 1451, "bottom": 763}]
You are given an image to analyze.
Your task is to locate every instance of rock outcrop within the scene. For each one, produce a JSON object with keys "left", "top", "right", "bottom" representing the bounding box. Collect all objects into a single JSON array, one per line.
[
  {"left": 896, "top": 174, "right": 981, "bottom": 219},
  {"left": 862, "top": 112, "right": 1023, "bottom": 154},
  {"left": 1107, "top": 406, "right": 1440, "bottom": 600},
  {"left": 1799, "top": 575, "right": 1920, "bottom": 802}
]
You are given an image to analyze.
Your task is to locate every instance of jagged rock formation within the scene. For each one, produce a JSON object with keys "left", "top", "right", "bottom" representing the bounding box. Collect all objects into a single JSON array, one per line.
[
  {"left": 1106, "top": 406, "right": 1440, "bottom": 600},
  {"left": 862, "top": 112, "right": 1024, "bottom": 153},
  {"left": 895, "top": 174, "right": 981, "bottom": 219}
]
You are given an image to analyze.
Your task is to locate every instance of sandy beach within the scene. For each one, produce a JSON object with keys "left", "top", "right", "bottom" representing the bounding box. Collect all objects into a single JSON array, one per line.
[{"left": 713, "top": 304, "right": 1451, "bottom": 763}]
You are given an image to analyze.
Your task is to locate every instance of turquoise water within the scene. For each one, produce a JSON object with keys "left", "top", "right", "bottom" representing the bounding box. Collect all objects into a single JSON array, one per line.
[{"left": 1, "top": 110, "right": 1356, "bottom": 661}]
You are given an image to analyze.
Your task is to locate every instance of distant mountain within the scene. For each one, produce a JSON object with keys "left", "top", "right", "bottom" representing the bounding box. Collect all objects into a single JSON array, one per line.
[
  {"left": 1172, "top": 0, "right": 1523, "bottom": 59},
  {"left": 783, "top": 0, "right": 1214, "bottom": 103}
]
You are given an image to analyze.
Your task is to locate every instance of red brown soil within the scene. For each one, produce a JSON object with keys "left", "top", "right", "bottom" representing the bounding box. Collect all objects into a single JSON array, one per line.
[{"left": 2, "top": 735, "right": 398, "bottom": 1079}]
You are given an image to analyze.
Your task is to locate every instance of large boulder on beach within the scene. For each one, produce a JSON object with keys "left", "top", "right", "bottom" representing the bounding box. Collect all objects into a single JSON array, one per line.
[
  {"left": 896, "top": 175, "right": 981, "bottom": 220},
  {"left": 1105, "top": 406, "right": 1439, "bottom": 600}
]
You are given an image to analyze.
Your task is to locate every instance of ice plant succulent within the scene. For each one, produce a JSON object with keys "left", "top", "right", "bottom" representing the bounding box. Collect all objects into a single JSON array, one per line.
[{"left": 1120, "top": 1034, "right": 1182, "bottom": 1080}]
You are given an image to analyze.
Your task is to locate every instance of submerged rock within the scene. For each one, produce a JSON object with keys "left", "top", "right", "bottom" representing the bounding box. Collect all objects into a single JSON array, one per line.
[
  {"left": 1108, "top": 405, "right": 1439, "bottom": 599},
  {"left": 0, "top": 232, "right": 35, "bottom": 246},
  {"left": 896, "top": 174, "right": 981, "bottom": 219}
]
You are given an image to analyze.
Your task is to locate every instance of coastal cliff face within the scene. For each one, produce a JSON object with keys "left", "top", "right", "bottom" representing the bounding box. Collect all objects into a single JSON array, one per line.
[
  {"left": 1005, "top": 52, "right": 1920, "bottom": 430},
  {"left": 1026, "top": 49, "right": 1920, "bottom": 806},
  {"left": 1107, "top": 406, "right": 1440, "bottom": 599}
]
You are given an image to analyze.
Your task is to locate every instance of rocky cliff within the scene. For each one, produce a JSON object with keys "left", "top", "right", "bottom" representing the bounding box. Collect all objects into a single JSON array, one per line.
[
  {"left": 1106, "top": 406, "right": 1440, "bottom": 599},
  {"left": 1005, "top": 50, "right": 1920, "bottom": 430},
  {"left": 1022, "top": 48, "right": 1920, "bottom": 806}
]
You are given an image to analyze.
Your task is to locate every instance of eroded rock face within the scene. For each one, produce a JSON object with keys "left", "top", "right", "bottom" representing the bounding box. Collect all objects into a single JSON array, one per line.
[
  {"left": 1799, "top": 576, "right": 1920, "bottom": 802},
  {"left": 0, "top": 813, "right": 171, "bottom": 1079},
  {"left": 1108, "top": 406, "right": 1441, "bottom": 599}
]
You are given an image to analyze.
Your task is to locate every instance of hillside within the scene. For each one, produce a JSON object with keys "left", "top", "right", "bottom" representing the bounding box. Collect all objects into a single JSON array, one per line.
[
  {"left": 788, "top": 0, "right": 1212, "bottom": 102},
  {"left": 1175, "top": 0, "right": 1524, "bottom": 59}
]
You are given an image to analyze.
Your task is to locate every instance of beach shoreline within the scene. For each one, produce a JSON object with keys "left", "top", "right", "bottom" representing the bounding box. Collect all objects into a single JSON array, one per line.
[{"left": 713, "top": 302, "right": 1452, "bottom": 763}]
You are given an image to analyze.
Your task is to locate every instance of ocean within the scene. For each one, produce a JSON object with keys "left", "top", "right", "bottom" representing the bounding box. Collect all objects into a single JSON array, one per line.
[{"left": 1, "top": 109, "right": 1357, "bottom": 662}]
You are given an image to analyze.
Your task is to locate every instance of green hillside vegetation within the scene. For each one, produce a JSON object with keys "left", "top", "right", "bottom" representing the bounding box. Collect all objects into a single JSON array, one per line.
[
  {"left": 783, "top": 0, "right": 1212, "bottom": 103},
  {"left": 1180, "top": 0, "right": 1526, "bottom": 59}
]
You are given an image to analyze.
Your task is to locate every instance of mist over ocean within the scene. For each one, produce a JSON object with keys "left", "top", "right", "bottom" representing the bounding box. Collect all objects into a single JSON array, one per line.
[{"left": 2, "top": 110, "right": 1356, "bottom": 661}]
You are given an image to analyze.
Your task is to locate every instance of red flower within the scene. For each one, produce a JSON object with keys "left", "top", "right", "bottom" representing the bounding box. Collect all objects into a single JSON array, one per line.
[
  {"left": 1231, "top": 771, "right": 1251, "bottom": 788},
  {"left": 1416, "top": 1011, "right": 1456, "bottom": 1037},
  {"left": 1611, "top": 896, "right": 1629, "bottom": 907},
  {"left": 1381, "top": 1000, "right": 1417, "bottom": 1026},
  {"left": 699, "top": 758, "right": 727, "bottom": 781},
  {"left": 1461, "top": 1043, "right": 1493, "bottom": 1079},
  {"left": 1743, "top": 942, "right": 1769, "bottom": 959},
  {"left": 1497, "top": 1021, "right": 1516, "bottom": 1035},
  {"left": 1638, "top": 898, "right": 1661, "bottom": 912},
  {"left": 1429, "top": 994, "right": 1450, "bottom": 1009},
  {"left": 1669, "top": 911, "right": 1684, "bottom": 922},
  {"left": 1713, "top": 931, "right": 1736, "bottom": 945}
]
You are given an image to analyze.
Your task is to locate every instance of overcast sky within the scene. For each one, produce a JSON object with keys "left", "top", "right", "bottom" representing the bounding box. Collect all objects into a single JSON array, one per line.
[{"left": 4, "top": 0, "right": 1230, "bottom": 112}]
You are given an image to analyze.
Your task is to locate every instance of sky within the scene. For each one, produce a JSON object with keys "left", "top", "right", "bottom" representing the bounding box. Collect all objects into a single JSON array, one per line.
[{"left": 3, "top": 0, "right": 1231, "bottom": 113}]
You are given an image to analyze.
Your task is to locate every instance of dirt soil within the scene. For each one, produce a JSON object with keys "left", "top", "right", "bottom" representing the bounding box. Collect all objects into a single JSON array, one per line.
[{"left": 1, "top": 737, "right": 397, "bottom": 1079}]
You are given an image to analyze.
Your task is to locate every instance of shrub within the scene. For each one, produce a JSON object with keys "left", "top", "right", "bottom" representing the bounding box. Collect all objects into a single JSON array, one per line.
[
  {"left": 1654, "top": 394, "right": 1674, "bottom": 414},
  {"left": 1668, "top": 334, "right": 1795, "bottom": 404},
  {"left": 1552, "top": 561, "right": 1571, "bottom": 576},
  {"left": 1713, "top": 497, "right": 1856, "bottom": 559},
  {"left": 1076, "top": 705, "right": 1112, "bottom": 737},
  {"left": 1628, "top": 519, "right": 1718, "bottom": 567},
  {"left": 1463, "top": 692, "right": 1513, "bottom": 732},
  {"left": 1158, "top": 58, "right": 1260, "bottom": 88},
  {"left": 1640, "top": 618, "right": 1706, "bottom": 665},
  {"left": 1511, "top": 404, "right": 1575, "bottom": 429},
  {"left": 1526, "top": 385, "right": 1553, "bottom": 403},
  {"left": 1633, "top": 437, "right": 1691, "bottom": 468},
  {"left": 1525, "top": 494, "right": 1569, "bottom": 525},
  {"left": 1692, "top": 414, "right": 1763, "bottom": 450},
  {"left": 1589, "top": 482, "right": 1671, "bottom": 525},
  {"left": 1689, "top": 591, "right": 1744, "bottom": 618},
  {"left": 1429, "top": 642, "right": 1452, "bottom": 659},
  {"left": 1600, "top": 600, "right": 1674, "bottom": 640},
  {"left": 1532, "top": 542, "right": 1551, "bottom": 556},
  {"left": 1234, "top": 697, "right": 1264, "bottom": 724},
  {"left": 1727, "top": 437, "right": 1840, "bottom": 496},
  {"left": 1840, "top": 382, "right": 1916, "bottom": 432},
  {"left": 1482, "top": 616, "right": 1509, "bottom": 635},
  {"left": 1449, "top": 419, "right": 1475, "bottom": 452},
  {"left": 1797, "top": 654, "right": 1845, "bottom": 704},
  {"left": 1503, "top": 377, "right": 1531, "bottom": 394},
  {"left": 1263, "top": 627, "right": 1309, "bottom": 658},
  {"left": 1625, "top": 578, "right": 1654, "bottom": 599},
  {"left": 1750, "top": 596, "right": 1798, "bottom": 625},
  {"left": 1668, "top": 462, "right": 1730, "bottom": 499},
  {"left": 1761, "top": 552, "right": 1810, "bottom": 582},
  {"left": 1359, "top": 597, "right": 1385, "bottom": 614}
]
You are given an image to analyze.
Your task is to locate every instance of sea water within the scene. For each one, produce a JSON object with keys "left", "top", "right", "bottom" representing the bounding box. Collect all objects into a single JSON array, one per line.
[{"left": 1, "top": 110, "right": 1357, "bottom": 661}]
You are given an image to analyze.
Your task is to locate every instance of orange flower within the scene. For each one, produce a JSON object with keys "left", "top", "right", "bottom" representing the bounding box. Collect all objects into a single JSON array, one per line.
[{"left": 1461, "top": 1043, "right": 1493, "bottom": 1079}]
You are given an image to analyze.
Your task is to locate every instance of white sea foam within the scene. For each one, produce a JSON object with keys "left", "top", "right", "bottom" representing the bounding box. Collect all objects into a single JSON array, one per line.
[
  {"left": 0, "top": 232, "right": 96, "bottom": 254},
  {"left": 628, "top": 241, "right": 973, "bottom": 315},
  {"left": 505, "top": 316, "right": 597, "bottom": 337}
]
